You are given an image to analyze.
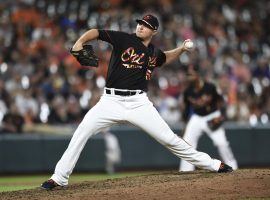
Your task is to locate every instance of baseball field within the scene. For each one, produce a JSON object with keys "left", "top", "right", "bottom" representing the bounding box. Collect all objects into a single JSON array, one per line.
[{"left": 0, "top": 169, "right": 269, "bottom": 200}]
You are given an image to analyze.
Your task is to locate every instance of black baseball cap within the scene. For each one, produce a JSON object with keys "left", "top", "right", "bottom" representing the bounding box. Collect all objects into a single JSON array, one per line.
[{"left": 136, "top": 14, "right": 159, "bottom": 31}]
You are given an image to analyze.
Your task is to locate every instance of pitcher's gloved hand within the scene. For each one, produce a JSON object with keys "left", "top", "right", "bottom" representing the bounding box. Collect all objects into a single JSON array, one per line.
[{"left": 70, "top": 45, "right": 99, "bottom": 67}]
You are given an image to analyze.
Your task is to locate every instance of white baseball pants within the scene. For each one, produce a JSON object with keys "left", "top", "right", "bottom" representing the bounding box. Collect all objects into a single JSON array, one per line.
[
  {"left": 51, "top": 90, "right": 221, "bottom": 186},
  {"left": 179, "top": 111, "right": 238, "bottom": 172}
]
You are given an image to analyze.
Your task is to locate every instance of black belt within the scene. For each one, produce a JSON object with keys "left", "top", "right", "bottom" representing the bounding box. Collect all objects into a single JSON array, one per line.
[{"left": 105, "top": 89, "right": 143, "bottom": 96}]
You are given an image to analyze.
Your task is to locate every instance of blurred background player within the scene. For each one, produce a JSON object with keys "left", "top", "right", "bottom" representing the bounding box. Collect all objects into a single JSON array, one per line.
[
  {"left": 179, "top": 64, "right": 238, "bottom": 172},
  {"left": 102, "top": 128, "right": 121, "bottom": 174}
]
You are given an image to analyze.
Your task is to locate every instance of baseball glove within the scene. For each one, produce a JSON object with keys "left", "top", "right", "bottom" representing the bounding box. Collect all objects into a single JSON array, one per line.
[
  {"left": 70, "top": 45, "right": 99, "bottom": 67},
  {"left": 207, "top": 116, "right": 224, "bottom": 131}
]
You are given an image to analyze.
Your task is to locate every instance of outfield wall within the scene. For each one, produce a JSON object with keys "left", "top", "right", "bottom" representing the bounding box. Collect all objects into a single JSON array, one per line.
[
  {"left": 0, "top": 134, "right": 106, "bottom": 173},
  {"left": 0, "top": 124, "right": 269, "bottom": 173}
]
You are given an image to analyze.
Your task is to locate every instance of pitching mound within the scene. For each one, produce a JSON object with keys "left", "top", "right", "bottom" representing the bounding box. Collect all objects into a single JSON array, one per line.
[{"left": 1, "top": 169, "right": 270, "bottom": 200}]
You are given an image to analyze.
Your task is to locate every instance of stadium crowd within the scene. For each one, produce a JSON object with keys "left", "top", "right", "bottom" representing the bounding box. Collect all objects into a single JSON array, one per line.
[{"left": 0, "top": 0, "right": 270, "bottom": 133}]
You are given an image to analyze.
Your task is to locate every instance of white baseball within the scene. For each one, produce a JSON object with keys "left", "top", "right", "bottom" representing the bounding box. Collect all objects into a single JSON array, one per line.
[{"left": 185, "top": 41, "right": 194, "bottom": 49}]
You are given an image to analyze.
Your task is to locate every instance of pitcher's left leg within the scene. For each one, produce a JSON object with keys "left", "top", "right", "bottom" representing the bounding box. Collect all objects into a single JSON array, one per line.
[{"left": 127, "top": 103, "right": 221, "bottom": 171}]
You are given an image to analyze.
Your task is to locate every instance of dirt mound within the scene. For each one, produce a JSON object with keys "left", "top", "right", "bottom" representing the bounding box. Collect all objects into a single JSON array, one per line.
[{"left": 1, "top": 169, "right": 270, "bottom": 200}]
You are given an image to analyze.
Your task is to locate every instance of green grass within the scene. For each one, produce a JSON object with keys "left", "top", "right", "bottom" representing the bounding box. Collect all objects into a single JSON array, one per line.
[
  {"left": 0, "top": 185, "right": 36, "bottom": 192},
  {"left": 0, "top": 171, "right": 153, "bottom": 192}
]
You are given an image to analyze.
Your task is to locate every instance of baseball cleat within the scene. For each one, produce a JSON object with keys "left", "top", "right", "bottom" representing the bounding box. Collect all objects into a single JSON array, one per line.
[
  {"left": 40, "top": 179, "right": 60, "bottom": 190},
  {"left": 218, "top": 162, "right": 233, "bottom": 173}
]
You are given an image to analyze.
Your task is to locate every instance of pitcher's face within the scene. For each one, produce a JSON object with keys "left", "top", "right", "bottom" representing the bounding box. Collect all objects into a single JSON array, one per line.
[{"left": 135, "top": 23, "right": 156, "bottom": 40}]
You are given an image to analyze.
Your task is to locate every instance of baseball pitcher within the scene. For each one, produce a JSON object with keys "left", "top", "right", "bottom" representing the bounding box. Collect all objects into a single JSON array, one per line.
[{"left": 41, "top": 14, "right": 233, "bottom": 190}]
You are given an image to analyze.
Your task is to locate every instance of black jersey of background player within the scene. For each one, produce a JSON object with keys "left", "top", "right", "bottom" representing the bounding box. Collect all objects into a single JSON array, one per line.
[
  {"left": 98, "top": 30, "right": 166, "bottom": 91},
  {"left": 184, "top": 82, "right": 223, "bottom": 117}
]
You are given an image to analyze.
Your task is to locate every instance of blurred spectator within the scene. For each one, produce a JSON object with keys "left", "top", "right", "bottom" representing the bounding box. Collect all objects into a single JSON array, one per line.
[
  {"left": 159, "top": 96, "right": 181, "bottom": 125},
  {"left": 15, "top": 89, "right": 39, "bottom": 125},
  {"left": 0, "top": 104, "right": 24, "bottom": 134}
]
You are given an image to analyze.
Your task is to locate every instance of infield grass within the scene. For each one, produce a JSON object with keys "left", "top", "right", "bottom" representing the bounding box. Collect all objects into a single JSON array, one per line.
[{"left": 0, "top": 171, "right": 154, "bottom": 192}]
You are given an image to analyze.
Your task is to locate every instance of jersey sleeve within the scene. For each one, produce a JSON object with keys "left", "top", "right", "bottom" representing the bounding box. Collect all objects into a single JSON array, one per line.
[{"left": 98, "top": 30, "right": 125, "bottom": 47}]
